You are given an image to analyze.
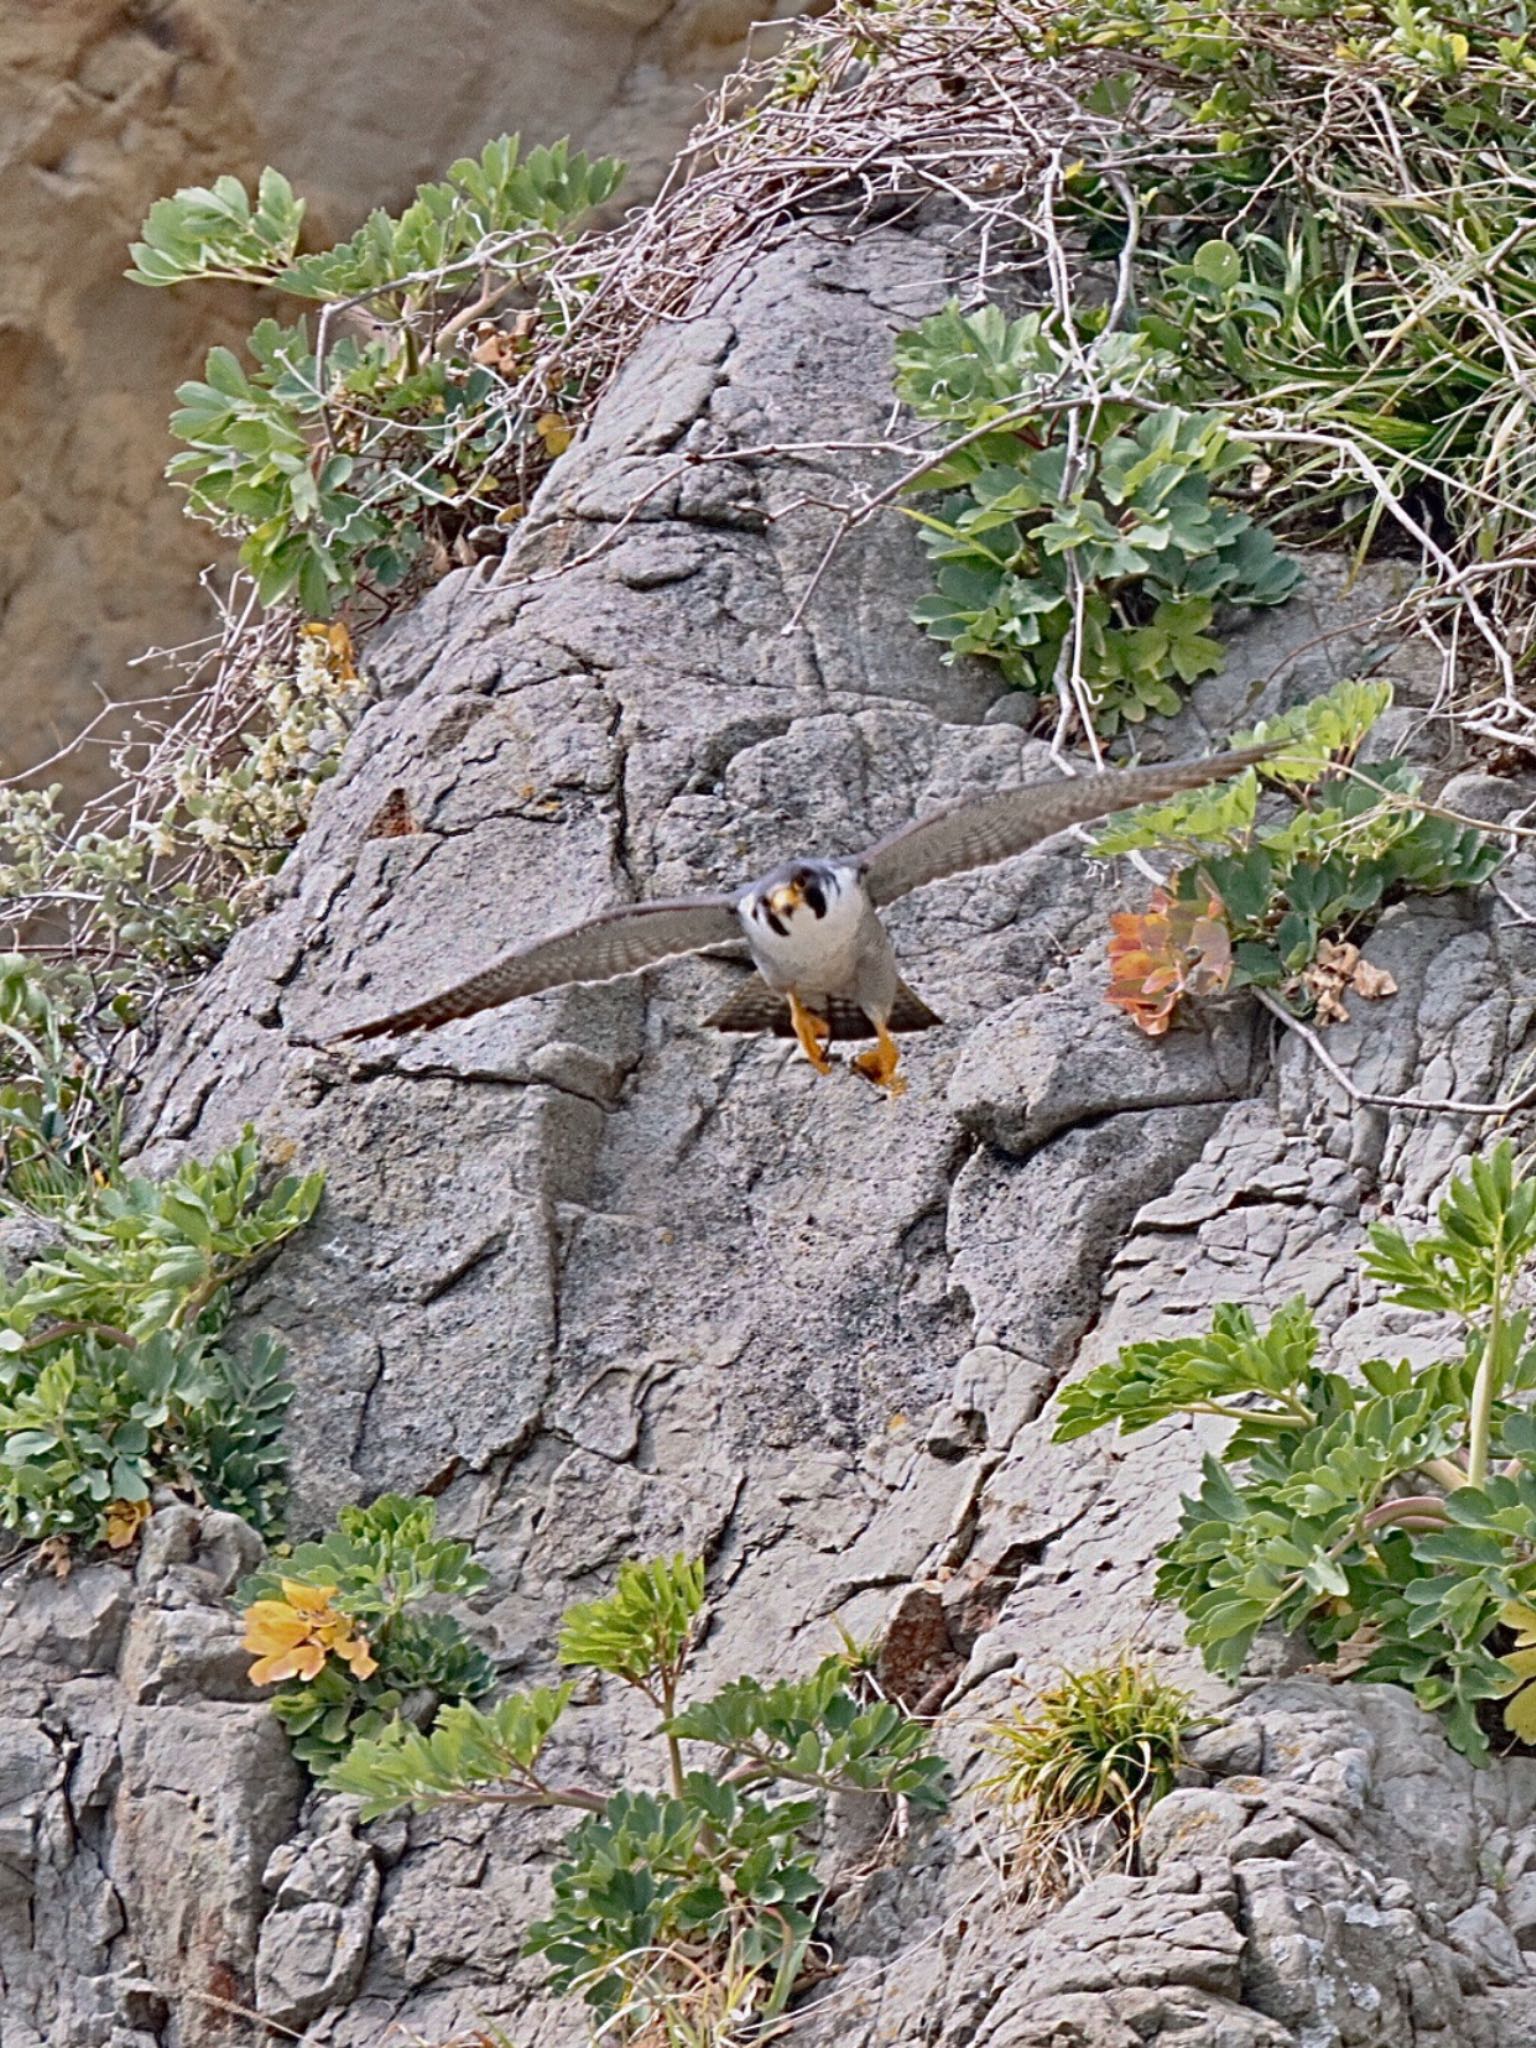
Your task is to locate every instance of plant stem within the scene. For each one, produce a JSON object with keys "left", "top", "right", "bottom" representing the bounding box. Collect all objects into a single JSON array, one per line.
[
  {"left": 1361, "top": 1493, "right": 1453, "bottom": 1534},
  {"left": 660, "top": 1667, "right": 686, "bottom": 1802},
  {"left": 455, "top": 1777, "right": 607, "bottom": 1814},
  {"left": 1468, "top": 1248, "right": 1507, "bottom": 1489},
  {"left": 21, "top": 1319, "right": 135, "bottom": 1353},
  {"left": 1422, "top": 1456, "right": 1468, "bottom": 1494},
  {"left": 1184, "top": 1399, "right": 1307, "bottom": 1429}
]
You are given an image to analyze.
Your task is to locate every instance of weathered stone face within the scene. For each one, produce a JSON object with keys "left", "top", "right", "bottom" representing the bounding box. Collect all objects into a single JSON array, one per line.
[{"left": 8, "top": 213, "right": 1536, "bottom": 2043}]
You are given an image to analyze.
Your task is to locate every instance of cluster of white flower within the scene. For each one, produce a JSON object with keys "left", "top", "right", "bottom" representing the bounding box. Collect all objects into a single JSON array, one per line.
[
  {"left": 0, "top": 614, "right": 369, "bottom": 1069},
  {"left": 157, "top": 624, "right": 369, "bottom": 884}
]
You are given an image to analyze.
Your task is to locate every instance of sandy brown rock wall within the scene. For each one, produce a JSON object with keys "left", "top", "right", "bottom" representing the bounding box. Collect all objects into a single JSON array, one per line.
[
  {"left": 0, "top": 0, "right": 262, "bottom": 786},
  {"left": 2, "top": 0, "right": 822, "bottom": 800}
]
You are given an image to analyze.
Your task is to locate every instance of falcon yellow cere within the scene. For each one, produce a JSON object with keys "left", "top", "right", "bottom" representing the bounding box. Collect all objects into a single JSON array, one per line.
[{"left": 337, "top": 747, "right": 1269, "bottom": 1098}]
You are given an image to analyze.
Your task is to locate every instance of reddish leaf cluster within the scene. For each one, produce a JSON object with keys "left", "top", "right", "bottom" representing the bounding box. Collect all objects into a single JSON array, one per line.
[{"left": 1106, "top": 885, "right": 1233, "bottom": 1037}]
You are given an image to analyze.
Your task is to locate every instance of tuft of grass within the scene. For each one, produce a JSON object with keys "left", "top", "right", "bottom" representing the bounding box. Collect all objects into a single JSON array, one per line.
[{"left": 977, "top": 1656, "right": 1194, "bottom": 1903}]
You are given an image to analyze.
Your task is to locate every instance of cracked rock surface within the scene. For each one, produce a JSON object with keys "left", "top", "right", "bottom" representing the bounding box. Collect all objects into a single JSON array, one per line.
[{"left": 9, "top": 220, "right": 1536, "bottom": 2044}]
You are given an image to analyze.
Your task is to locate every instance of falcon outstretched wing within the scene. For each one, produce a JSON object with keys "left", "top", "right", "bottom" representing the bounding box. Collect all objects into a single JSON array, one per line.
[
  {"left": 858, "top": 745, "right": 1271, "bottom": 909},
  {"left": 338, "top": 895, "right": 741, "bottom": 1040}
]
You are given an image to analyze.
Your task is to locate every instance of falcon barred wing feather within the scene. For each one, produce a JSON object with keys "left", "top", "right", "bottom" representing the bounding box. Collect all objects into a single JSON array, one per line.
[
  {"left": 858, "top": 745, "right": 1271, "bottom": 908},
  {"left": 339, "top": 896, "right": 741, "bottom": 1040}
]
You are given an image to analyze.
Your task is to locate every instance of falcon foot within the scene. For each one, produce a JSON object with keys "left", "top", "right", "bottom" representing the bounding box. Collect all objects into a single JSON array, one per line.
[
  {"left": 788, "top": 993, "right": 834, "bottom": 1076},
  {"left": 852, "top": 1022, "right": 906, "bottom": 1099}
]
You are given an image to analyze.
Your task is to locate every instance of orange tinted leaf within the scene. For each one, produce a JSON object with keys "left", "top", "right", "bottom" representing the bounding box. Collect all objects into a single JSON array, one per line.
[
  {"left": 337, "top": 1636, "right": 379, "bottom": 1680},
  {"left": 244, "top": 1601, "right": 311, "bottom": 1656},
  {"left": 281, "top": 1578, "right": 338, "bottom": 1613},
  {"left": 1107, "top": 882, "right": 1232, "bottom": 1036},
  {"left": 243, "top": 1583, "right": 378, "bottom": 1691},
  {"left": 104, "top": 1497, "right": 151, "bottom": 1551}
]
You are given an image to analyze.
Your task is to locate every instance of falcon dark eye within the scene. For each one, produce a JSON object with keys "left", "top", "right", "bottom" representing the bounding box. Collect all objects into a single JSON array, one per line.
[{"left": 802, "top": 878, "right": 826, "bottom": 918}]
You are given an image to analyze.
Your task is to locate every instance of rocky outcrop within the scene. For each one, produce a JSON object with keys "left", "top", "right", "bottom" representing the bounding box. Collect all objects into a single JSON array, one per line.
[
  {"left": 8, "top": 212, "right": 1536, "bottom": 2042},
  {"left": 0, "top": 1508, "right": 300, "bottom": 2048},
  {"left": 799, "top": 1680, "right": 1536, "bottom": 2048},
  {"left": 3, "top": 0, "right": 823, "bottom": 800}
]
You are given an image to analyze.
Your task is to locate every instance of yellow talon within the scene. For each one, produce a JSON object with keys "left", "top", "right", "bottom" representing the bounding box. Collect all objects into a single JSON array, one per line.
[
  {"left": 852, "top": 1020, "right": 906, "bottom": 1098},
  {"left": 788, "top": 992, "right": 834, "bottom": 1075}
]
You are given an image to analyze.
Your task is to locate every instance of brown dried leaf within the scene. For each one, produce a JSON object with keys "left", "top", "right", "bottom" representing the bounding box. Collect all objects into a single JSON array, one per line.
[
  {"left": 1352, "top": 956, "right": 1398, "bottom": 1001},
  {"left": 104, "top": 1498, "right": 151, "bottom": 1551},
  {"left": 535, "top": 412, "right": 575, "bottom": 457},
  {"left": 1314, "top": 937, "right": 1359, "bottom": 978}
]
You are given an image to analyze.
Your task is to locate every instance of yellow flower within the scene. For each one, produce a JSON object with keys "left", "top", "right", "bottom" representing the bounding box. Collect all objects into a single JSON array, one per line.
[
  {"left": 243, "top": 1578, "right": 379, "bottom": 1687},
  {"left": 1500, "top": 1601, "right": 1536, "bottom": 1743},
  {"left": 104, "top": 1498, "right": 151, "bottom": 1550}
]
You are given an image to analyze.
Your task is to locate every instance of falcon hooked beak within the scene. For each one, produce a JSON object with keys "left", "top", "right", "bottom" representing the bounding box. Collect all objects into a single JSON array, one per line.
[{"left": 768, "top": 879, "right": 806, "bottom": 919}]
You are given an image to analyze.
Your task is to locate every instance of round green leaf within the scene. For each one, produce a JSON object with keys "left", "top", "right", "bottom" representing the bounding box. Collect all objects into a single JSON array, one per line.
[{"left": 1192, "top": 239, "right": 1241, "bottom": 289}]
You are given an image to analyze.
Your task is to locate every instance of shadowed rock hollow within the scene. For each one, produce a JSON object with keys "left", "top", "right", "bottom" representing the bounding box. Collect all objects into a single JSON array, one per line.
[{"left": 7, "top": 214, "right": 1536, "bottom": 2045}]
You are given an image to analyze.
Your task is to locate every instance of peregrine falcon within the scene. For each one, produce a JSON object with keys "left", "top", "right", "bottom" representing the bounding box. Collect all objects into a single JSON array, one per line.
[{"left": 339, "top": 746, "right": 1267, "bottom": 1095}]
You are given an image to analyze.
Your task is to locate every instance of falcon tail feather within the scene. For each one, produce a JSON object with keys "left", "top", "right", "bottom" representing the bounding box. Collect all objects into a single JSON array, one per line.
[
  {"left": 336, "top": 991, "right": 470, "bottom": 1041},
  {"left": 703, "top": 978, "right": 942, "bottom": 1041}
]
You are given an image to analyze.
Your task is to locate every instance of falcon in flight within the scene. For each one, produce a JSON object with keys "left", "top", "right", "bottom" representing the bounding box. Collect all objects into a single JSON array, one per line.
[{"left": 340, "top": 746, "right": 1267, "bottom": 1095}]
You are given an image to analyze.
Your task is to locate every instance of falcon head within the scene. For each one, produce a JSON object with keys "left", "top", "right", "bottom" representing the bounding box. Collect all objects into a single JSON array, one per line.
[{"left": 746, "top": 860, "right": 847, "bottom": 937}]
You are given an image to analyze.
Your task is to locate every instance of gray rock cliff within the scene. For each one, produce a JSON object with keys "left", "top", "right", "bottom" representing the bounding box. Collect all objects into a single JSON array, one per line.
[{"left": 7, "top": 216, "right": 1536, "bottom": 2046}]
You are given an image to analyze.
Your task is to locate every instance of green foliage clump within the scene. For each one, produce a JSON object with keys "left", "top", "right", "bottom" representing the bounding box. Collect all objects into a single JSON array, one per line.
[
  {"left": 239, "top": 1493, "right": 496, "bottom": 1769},
  {"left": 0, "top": 1128, "right": 321, "bottom": 1548},
  {"left": 325, "top": 1555, "right": 946, "bottom": 2037},
  {"left": 0, "top": 955, "right": 122, "bottom": 1206},
  {"left": 1094, "top": 679, "right": 1503, "bottom": 1016},
  {"left": 981, "top": 1658, "right": 1192, "bottom": 1829},
  {"left": 979, "top": 1656, "right": 1193, "bottom": 1883},
  {"left": 1039, "top": 0, "right": 1536, "bottom": 687},
  {"left": 129, "top": 138, "right": 623, "bottom": 611},
  {"left": 893, "top": 304, "right": 1300, "bottom": 731},
  {"left": 1055, "top": 1140, "right": 1536, "bottom": 1761}
]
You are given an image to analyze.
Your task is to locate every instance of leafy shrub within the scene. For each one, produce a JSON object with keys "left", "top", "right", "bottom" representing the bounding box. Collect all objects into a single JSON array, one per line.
[
  {"left": 893, "top": 305, "right": 1300, "bottom": 732},
  {"left": 239, "top": 1493, "right": 496, "bottom": 1770},
  {"left": 0, "top": 956, "right": 122, "bottom": 1207},
  {"left": 0, "top": 1128, "right": 321, "bottom": 1548},
  {"left": 1055, "top": 1140, "right": 1536, "bottom": 1761},
  {"left": 324, "top": 1555, "right": 946, "bottom": 2036},
  {"left": 1094, "top": 679, "right": 1503, "bottom": 1027},
  {"left": 129, "top": 138, "right": 623, "bottom": 610},
  {"left": 1039, "top": 0, "right": 1536, "bottom": 713}
]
